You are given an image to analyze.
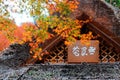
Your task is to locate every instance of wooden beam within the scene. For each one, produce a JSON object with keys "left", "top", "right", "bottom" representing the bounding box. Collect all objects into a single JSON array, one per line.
[{"left": 88, "top": 21, "right": 120, "bottom": 54}]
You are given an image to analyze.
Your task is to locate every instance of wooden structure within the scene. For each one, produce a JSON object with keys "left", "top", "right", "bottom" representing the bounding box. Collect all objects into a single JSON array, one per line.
[
  {"left": 26, "top": 0, "right": 120, "bottom": 64},
  {"left": 26, "top": 21, "right": 120, "bottom": 64},
  {"left": 42, "top": 22, "right": 120, "bottom": 63}
]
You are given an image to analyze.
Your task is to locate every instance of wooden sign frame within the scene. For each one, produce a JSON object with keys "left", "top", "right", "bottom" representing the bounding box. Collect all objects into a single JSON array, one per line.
[{"left": 68, "top": 40, "right": 99, "bottom": 63}]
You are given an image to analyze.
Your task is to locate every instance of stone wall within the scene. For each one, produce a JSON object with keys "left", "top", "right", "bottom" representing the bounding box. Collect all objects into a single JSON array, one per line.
[
  {"left": 19, "top": 63, "right": 120, "bottom": 80},
  {"left": 1, "top": 63, "right": 120, "bottom": 80}
]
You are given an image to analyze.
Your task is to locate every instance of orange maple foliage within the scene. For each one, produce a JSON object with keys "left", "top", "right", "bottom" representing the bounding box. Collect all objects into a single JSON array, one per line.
[
  {"left": 81, "top": 32, "right": 93, "bottom": 40},
  {"left": 14, "top": 27, "right": 25, "bottom": 42},
  {"left": 0, "top": 31, "right": 10, "bottom": 51},
  {"left": 0, "top": 27, "right": 25, "bottom": 51},
  {"left": 0, "top": 0, "right": 94, "bottom": 61}
]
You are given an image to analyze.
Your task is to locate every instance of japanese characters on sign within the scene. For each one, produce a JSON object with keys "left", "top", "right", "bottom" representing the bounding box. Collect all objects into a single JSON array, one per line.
[
  {"left": 72, "top": 46, "right": 96, "bottom": 57},
  {"left": 68, "top": 40, "right": 99, "bottom": 63}
]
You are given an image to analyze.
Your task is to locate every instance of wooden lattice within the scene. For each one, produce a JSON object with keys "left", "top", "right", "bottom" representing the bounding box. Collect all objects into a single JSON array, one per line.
[
  {"left": 43, "top": 38, "right": 120, "bottom": 63},
  {"left": 44, "top": 40, "right": 67, "bottom": 64},
  {"left": 98, "top": 37, "right": 120, "bottom": 62}
]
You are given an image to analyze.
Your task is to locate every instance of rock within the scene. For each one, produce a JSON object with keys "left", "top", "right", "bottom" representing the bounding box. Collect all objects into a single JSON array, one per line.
[
  {"left": 74, "top": 0, "right": 120, "bottom": 36},
  {"left": 0, "top": 43, "right": 31, "bottom": 68}
]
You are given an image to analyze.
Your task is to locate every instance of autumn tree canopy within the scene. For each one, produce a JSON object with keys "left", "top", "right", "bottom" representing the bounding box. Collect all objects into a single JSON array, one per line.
[{"left": 0, "top": 0, "right": 92, "bottom": 60}]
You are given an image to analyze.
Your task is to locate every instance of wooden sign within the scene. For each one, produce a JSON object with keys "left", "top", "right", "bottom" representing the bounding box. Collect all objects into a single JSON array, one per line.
[{"left": 68, "top": 40, "right": 99, "bottom": 63}]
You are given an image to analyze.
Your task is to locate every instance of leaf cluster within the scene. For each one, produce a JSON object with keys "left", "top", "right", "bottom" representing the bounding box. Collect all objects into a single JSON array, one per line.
[
  {"left": 0, "top": 0, "right": 92, "bottom": 61},
  {"left": 105, "top": 0, "right": 120, "bottom": 8}
]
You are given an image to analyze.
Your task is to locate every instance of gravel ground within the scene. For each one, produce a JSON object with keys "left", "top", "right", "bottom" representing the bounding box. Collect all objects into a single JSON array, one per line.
[{"left": 0, "top": 63, "right": 120, "bottom": 80}]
